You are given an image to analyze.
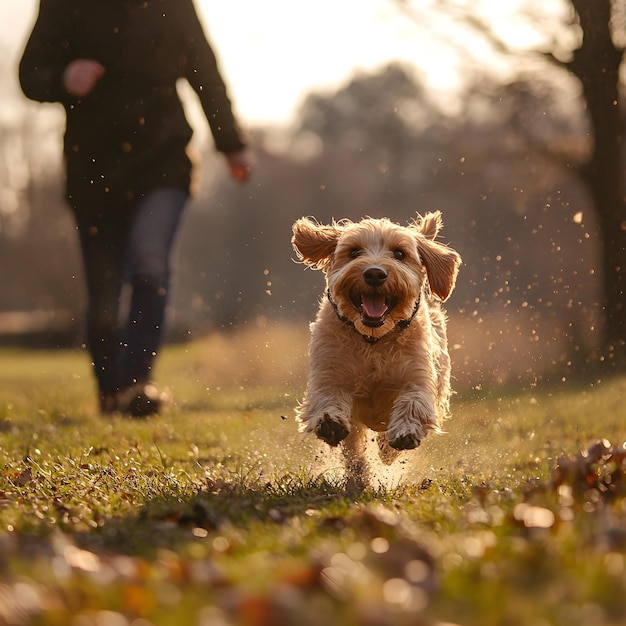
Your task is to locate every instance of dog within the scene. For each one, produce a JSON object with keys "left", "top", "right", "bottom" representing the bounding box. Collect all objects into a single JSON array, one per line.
[{"left": 291, "top": 211, "right": 461, "bottom": 488}]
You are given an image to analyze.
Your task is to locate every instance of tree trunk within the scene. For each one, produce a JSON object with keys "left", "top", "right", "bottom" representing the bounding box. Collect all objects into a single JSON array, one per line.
[{"left": 570, "top": 0, "right": 626, "bottom": 372}]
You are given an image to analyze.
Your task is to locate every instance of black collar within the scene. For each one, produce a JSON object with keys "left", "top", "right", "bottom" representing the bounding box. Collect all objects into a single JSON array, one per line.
[{"left": 326, "top": 290, "right": 421, "bottom": 344}]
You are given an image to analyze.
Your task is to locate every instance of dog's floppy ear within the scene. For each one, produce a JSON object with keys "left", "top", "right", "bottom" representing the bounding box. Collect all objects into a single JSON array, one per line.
[
  {"left": 292, "top": 217, "right": 342, "bottom": 270},
  {"left": 415, "top": 236, "right": 462, "bottom": 301},
  {"left": 412, "top": 211, "right": 443, "bottom": 241},
  {"left": 417, "top": 235, "right": 461, "bottom": 300},
  {"left": 410, "top": 211, "right": 461, "bottom": 300}
]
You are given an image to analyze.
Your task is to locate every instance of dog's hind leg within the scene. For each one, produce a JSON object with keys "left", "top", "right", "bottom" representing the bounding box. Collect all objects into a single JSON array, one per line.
[{"left": 341, "top": 422, "right": 369, "bottom": 491}]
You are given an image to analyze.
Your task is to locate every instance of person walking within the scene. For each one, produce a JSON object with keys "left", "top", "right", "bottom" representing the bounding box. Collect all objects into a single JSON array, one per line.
[{"left": 19, "top": 0, "right": 253, "bottom": 416}]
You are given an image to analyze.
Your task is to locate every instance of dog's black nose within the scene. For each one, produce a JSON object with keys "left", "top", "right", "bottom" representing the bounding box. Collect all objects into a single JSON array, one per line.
[{"left": 363, "top": 266, "right": 388, "bottom": 287}]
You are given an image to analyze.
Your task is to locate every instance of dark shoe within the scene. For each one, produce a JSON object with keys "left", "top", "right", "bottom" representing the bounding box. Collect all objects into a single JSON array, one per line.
[
  {"left": 99, "top": 382, "right": 169, "bottom": 418},
  {"left": 117, "top": 382, "right": 168, "bottom": 418}
]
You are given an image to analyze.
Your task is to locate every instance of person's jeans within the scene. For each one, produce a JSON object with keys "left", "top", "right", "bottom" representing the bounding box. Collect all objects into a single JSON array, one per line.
[{"left": 73, "top": 188, "right": 188, "bottom": 397}]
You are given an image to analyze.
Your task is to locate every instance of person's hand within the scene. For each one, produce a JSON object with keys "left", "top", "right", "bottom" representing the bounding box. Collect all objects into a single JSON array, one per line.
[
  {"left": 63, "top": 59, "right": 106, "bottom": 97},
  {"left": 226, "top": 149, "right": 254, "bottom": 184}
]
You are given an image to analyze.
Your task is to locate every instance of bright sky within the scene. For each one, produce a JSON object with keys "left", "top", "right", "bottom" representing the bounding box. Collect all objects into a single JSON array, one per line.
[
  {"left": 1, "top": 0, "right": 570, "bottom": 127},
  {"left": 197, "top": 0, "right": 461, "bottom": 125}
]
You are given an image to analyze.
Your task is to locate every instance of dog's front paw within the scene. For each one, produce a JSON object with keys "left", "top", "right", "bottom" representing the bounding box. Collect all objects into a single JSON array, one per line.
[
  {"left": 387, "top": 391, "right": 440, "bottom": 450},
  {"left": 388, "top": 432, "right": 421, "bottom": 450},
  {"left": 316, "top": 414, "right": 349, "bottom": 446}
]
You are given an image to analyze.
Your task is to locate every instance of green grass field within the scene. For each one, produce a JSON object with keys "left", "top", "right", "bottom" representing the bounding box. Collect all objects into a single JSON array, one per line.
[{"left": 1, "top": 323, "right": 626, "bottom": 626}]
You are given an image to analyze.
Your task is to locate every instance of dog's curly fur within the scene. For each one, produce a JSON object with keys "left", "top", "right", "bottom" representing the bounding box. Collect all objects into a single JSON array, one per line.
[{"left": 292, "top": 211, "right": 461, "bottom": 489}]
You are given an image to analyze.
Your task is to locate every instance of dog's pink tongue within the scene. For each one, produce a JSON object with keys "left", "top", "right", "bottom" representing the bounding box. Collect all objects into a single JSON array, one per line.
[{"left": 361, "top": 293, "right": 388, "bottom": 319}]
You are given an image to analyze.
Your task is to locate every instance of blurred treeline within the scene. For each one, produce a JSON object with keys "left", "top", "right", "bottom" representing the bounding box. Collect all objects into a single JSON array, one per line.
[{"left": 0, "top": 60, "right": 600, "bottom": 384}]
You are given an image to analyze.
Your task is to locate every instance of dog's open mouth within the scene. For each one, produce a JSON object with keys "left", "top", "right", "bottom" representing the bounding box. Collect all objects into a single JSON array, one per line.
[{"left": 354, "top": 293, "right": 391, "bottom": 328}]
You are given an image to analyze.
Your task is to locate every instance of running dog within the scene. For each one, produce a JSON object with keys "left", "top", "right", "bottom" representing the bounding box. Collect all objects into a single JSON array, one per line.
[{"left": 292, "top": 211, "right": 461, "bottom": 488}]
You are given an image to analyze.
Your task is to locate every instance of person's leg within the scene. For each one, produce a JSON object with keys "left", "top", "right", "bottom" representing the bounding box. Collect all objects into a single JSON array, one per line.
[
  {"left": 73, "top": 208, "right": 131, "bottom": 406},
  {"left": 118, "top": 188, "right": 188, "bottom": 393}
]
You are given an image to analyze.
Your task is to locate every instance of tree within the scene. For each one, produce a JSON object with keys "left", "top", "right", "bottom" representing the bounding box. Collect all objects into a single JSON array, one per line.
[{"left": 567, "top": 0, "right": 626, "bottom": 372}]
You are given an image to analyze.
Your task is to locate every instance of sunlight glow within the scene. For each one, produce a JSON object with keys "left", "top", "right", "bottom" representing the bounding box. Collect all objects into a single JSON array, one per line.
[{"left": 4, "top": 0, "right": 571, "bottom": 126}]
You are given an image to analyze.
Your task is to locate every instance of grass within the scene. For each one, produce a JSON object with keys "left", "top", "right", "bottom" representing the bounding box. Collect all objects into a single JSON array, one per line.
[{"left": 1, "top": 322, "right": 626, "bottom": 625}]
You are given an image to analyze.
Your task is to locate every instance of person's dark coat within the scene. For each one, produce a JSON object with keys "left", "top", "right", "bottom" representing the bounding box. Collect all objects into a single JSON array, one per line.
[{"left": 19, "top": 0, "right": 246, "bottom": 208}]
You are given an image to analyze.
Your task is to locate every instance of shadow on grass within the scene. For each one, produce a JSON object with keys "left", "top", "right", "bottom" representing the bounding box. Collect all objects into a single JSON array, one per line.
[{"left": 71, "top": 469, "right": 422, "bottom": 557}]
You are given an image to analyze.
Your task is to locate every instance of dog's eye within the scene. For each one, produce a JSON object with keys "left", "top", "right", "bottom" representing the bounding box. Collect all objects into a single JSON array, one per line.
[
  {"left": 393, "top": 249, "right": 405, "bottom": 260},
  {"left": 349, "top": 249, "right": 363, "bottom": 259}
]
